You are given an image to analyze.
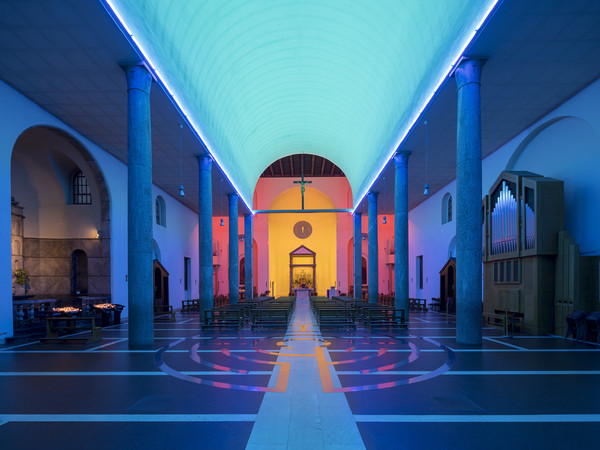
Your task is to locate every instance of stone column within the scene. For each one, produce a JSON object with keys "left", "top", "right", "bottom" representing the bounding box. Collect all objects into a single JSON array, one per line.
[
  {"left": 229, "top": 193, "right": 239, "bottom": 304},
  {"left": 368, "top": 192, "right": 379, "bottom": 304},
  {"left": 353, "top": 212, "right": 362, "bottom": 299},
  {"left": 455, "top": 58, "right": 483, "bottom": 345},
  {"left": 197, "top": 155, "right": 213, "bottom": 313},
  {"left": 244, "top": 213, "right": 253, "bottom": 300},
  {"left": 394, "top": 151, "right": 411, "bottom": 315},
  {"left": 126, "top": 63, "right": 153, "bottom": 349}
]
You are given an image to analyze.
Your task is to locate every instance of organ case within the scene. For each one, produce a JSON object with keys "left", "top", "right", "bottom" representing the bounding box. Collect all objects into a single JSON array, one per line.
[{"left": 483, "top": 171, "right": 564, "bottom": 334}]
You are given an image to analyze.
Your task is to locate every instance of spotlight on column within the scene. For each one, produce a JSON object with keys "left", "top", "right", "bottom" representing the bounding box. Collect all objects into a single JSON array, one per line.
[
  {"left": 423, "top": 184, "right": 430, "bottom": 195},
  {"left": 179, "top": 184, "right": 185, "bottom": 197},
  {"left": 383, "top": 216, "right": 387, "bottom": 224},
  {"left": 220, "top": 218, "right": 224, "bottom": 226}
]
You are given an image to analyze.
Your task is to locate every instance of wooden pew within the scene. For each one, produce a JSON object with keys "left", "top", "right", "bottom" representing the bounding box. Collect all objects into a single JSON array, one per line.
[
  {"left": 41, "top": 316, "right": 102, "bottom": 344},
  {"left": 483, "top": 310, "right": 523, "bottom": 336},
  {"left": 251, "top": 308, "right": 291, "bottom": 329},
  {"left": 251, "top": 297, "right": 294, "bottom": 329},
  {"left": 314, "top": 306, "right": 356, "bottom": 329},
  {"left": 203, "top": 308, "right": 244, "bottom": 330},
  {"left": 154, "top": 305, "right": 176, "bottom": 322},
  {"left": 365, "top": 307, "right": 406, "bottom": 329},
  {"left": 181, "top": 299, "right": 201, "bottom": 312}
]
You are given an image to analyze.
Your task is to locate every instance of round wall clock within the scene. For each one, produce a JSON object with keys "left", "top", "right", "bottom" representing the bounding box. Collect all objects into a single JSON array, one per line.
[{"left": 293, "top": 221, "right": 312, "bottom": 239}]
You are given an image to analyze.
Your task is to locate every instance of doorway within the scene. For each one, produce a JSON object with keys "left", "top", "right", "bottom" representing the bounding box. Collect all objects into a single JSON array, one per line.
[
  {"left": 289, "top": 245, "right": 316, "bottom": 295},
  {"left": 439, "top": 257, "right": 456, "bottom": 313},
  {"left": 153, "top": 260, "right": 169, "bottom": 307}
]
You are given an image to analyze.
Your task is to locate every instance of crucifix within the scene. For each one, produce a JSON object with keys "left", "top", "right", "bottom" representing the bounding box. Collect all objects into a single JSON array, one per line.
[{"left": 293, "top": 172, "right": 312, "bottom": 210}]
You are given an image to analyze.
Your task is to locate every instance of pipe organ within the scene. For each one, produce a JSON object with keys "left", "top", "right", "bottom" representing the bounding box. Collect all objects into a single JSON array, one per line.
[{"left": 483, "top": 171, "right": 564, "bottom": 334}]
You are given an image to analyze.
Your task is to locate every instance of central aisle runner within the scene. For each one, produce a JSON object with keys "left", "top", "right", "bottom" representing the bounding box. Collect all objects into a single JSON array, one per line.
[{"left": 246, "top": 296, "right": 365, "bottom": 449}]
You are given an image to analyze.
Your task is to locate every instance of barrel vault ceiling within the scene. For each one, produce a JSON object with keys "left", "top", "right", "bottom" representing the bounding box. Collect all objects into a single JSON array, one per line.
[{"left": 1, "top": 0, "right": 600, "bottom": 216}]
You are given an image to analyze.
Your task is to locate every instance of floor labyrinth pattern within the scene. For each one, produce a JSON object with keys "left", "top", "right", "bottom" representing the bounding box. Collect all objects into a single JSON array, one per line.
[
  {"left": 154, "top": 331, "right": 457, "bottom": 393},
  {"left": 2, "top": 306, "right": 600, "bottom": 449}
]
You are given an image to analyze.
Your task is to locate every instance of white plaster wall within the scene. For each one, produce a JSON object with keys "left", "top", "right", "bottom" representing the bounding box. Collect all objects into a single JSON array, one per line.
[
  {"left": 11, "top": 133, "right": 102, "bottom": 239},
  {"left": 152, "top": 186, "right": 200, "bottom": 306},
  {"left": 409, "top": 78, "right": 600, "bottom": 302}
]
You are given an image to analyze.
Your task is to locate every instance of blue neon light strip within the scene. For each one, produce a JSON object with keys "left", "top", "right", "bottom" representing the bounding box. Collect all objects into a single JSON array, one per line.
[
  {"left": 100, "top": 0, "right": 255, "bottom": 214},
  {"left": 351, "top": 0, "right": 501, "bottom": 213},
  {"left": 101, "top": 0, "right": 500, "bottom": 215}
]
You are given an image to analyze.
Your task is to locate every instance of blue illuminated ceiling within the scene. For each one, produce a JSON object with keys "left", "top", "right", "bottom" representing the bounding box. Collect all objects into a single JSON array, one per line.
[{"left": 105, "top": 0, "right": 499, "bottom": 210}]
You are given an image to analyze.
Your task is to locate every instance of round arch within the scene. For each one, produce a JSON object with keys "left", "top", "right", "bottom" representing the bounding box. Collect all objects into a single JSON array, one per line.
[
  {"left": 506, "top": 115, "right": 600, "bottom": 252},
  {"left": 10, "top": 125, "right": 111, "bottom": 299}
]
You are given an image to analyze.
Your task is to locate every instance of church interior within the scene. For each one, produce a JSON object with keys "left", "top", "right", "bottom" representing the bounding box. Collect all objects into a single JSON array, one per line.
[{"left": 1, "top": 0, "right": 600, "bottom": 449}]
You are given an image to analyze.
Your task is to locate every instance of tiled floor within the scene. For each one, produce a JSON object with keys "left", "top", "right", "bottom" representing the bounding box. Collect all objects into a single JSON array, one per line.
[{"left": 1, "top": 301, "right": 599, "bottom": 449}]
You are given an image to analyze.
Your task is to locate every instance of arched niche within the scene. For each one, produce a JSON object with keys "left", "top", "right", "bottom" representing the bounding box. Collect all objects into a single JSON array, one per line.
[
  {"left": 507, "top": 116, "right": 600, "bottom": 252},
  {"left": 71, "top": 249, "right": 88, "bottom": 294},
  {"left": 10, "top": 126, "right": 111, "bottom": 299}
]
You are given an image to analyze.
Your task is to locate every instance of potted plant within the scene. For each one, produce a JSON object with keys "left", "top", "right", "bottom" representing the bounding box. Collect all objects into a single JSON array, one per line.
[{"left": 13, "top": 268, "right": 30, "bottom": 295}]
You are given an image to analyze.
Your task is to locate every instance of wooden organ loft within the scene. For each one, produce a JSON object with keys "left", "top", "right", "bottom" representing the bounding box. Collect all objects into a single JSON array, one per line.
[{"left": 482, "top": 171, "right": 564, "bottom": 334}]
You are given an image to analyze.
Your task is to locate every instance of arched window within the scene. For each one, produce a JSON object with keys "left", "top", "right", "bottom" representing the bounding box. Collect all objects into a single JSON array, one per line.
[
  {"left": 442, "top": 193, "right": 452, "bottom": 224},
  {"left": 72, "top": 170, "right": 91, "bottom": 204},
  {"left": 155, "top": 196, "right": 166, "bottom": 227}
]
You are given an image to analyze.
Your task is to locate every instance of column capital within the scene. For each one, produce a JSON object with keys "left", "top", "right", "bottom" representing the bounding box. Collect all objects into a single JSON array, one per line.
[
  {"left": 368, "top": 191, "right": 378, "bottom": 201},
  {"left": 123, "top": 62, "right": 152, "bottom": 94},
  {"left": 394, "top": 151, "right": 411, "bottom": 167},
  {"left": 455, "top": 58, "right": 484, "bottom": 92},
  {"left": 196, "top": 154, "right": 213, "bottom": 171},
  {"left": 228, "top": 192, "right": 239, "bottom": 200}
]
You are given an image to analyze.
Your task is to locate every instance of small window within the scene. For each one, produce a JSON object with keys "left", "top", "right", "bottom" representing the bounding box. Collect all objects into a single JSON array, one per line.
[
  {"left": 416, "top": 255, "right": 423, "bottom": 290},
  {"left": 442, "top": 193, "right": 452, "bottom": 224},
  {"left": 72, "top": 170, "right": 91, "bottom": 204},
  {"left": 155, "top": 196, "right": 166, "bottom": 227}
]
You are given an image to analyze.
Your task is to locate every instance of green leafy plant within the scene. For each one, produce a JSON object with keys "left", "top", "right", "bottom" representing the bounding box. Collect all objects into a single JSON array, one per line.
[{"left": 13, "top": 268, "right": 30, "bottom": 293}]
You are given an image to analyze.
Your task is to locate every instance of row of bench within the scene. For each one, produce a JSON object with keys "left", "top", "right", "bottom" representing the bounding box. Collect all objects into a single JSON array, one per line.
[
  {"left": 314, "top": 296, "right": 406, "bottom": 330},
  {"left": 201, "top": 296, "right": 295, "bottom": 330},
  {"left": 482, "top": 310, "right": 524, "bottom": 336}
]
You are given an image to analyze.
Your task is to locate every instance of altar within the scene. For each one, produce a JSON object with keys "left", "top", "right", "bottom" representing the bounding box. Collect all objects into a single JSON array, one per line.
[
  {"left": 290, "top": 245, "right": 316, "bottom": 297},
  {"left": 293, "top": 288, "right": 312, "bottom": 300}
]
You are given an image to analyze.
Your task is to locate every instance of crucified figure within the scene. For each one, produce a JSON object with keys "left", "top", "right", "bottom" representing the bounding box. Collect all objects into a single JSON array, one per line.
[{"left": 293, "top": 172, "right": 312, "bottom": 210}]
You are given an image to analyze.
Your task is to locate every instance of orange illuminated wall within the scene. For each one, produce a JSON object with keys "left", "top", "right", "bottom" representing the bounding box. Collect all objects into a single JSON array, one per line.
[{"left": 267, "top": 186, "right": 337, "bottom": 297}]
